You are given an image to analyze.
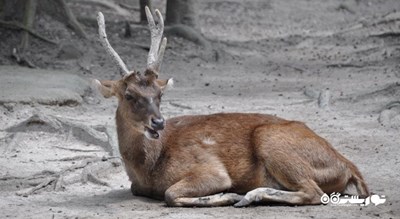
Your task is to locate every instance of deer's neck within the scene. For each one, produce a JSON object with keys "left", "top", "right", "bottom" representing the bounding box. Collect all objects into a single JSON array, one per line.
[{"left": 115, "top": 107, "right": 163, "bottom": 170}]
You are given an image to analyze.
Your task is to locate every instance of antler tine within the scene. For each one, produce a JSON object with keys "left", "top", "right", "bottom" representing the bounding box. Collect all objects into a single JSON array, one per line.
[
  {"left": 145, "top": 6, "right": 167, "bottom": 76},
  {"left": 97, "top": 12, "right": 130, "bottom": 76}
]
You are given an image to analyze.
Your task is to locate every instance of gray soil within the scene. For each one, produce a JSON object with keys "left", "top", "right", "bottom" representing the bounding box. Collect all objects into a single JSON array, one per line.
[{"left": 0, "top": 0, "right": 399, "bottom": 218}]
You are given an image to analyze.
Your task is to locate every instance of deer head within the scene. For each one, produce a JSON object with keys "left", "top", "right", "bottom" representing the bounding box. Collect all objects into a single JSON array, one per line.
[{"left": 94, "top": 6, "right": 172, "bottom": 139}]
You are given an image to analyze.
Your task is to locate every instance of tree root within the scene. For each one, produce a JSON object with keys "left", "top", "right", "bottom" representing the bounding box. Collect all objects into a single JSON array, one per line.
[
  {"left": 16, "top": 177, "right": 55, "bottom": 197},
  {"left": 11, "top": 48, "right": 36, "bottom": 68},
  {"left": 337, "top": 82, "right": 400, "bottom": 112},
  {"left": 15, "top": 157, "right": 122, "bottom": 196},
  {"left": 5, "top": 112, "right": 117, "bottom": 156},
  {"left": 20, "top": 0, "right": 38, "bottom": 51},
  {"left": 55, "top": 0, "right": 87, "bottom": 39},
  {"left": 165, "top": 24, "right": 210, "bottom": 47},
  {"left": 0, "top": 20, "right": 57, "bottom": 45},
  {"left": 118, "top": 2, "right": 139, "bottom": 11},
  {"left": 74, "top": 0, "right": 132, "bottom": 18}
]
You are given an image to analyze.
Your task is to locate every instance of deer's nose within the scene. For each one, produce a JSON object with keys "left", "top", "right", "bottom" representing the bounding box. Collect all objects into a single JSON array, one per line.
[{"left": 151, "top": 117, "right": 165, "bottom": 130}]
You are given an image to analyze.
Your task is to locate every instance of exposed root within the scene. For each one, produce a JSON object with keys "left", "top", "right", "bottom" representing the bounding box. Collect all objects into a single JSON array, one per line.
[
  {"left": 75, "top": 0, "right": 132, "bottom": 18},
  {"left": 338, "top": 83, "right": 400, "bottom": 112},
  {"left": 54, "top": 0, "right": 88, "bottom": 39},
  {"left": 20, "top": 0, "right": 38, "bottom": 51},
  {"left": 5, "top": 112, "right": 116, "bottom": 156},
  {"left": 11, "top": 48, "right": 36, "bottom": 68},
  {"left": 14, "top": 157, "right": 122, "bottom": 196},
  {"left": 0, "top": 20, "right": 58, "bottom": 45},
  {"left": 351, "top": 83, "right": 400, "bottom": 103},
  {"left": 118, "top": 2, "right": 139, "bottom": 11},
  {"left": 16, "top": 177, "right": 56, "bottom": 197},
  {"left": 165, "top": 25, "right": 210, "bottom": 47},
  {"left": 82, "top": 167, "right": 109, "bottom": 186}
]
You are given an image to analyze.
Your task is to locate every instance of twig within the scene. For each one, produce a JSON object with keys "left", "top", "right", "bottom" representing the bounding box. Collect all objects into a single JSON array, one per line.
[
  {"left": 0, "top": 20, "right": 57, "bottom": 45},
  {"left": 326, "top": 63, "right": 363, "bottom": 68},
  {"left": 53, "top": 146, "right": 102, "bottom": 153},
  {"left": 370, "top": 32, "right": 400, "bottom": 38},
  {"left": 47, "top": 155, "right": 96, "bottom": 161},
  {"left": 16, "top": 177, "right": 55, "bottom": 197},
  {"left": 285, "top": 100, "right": 315, "bottom": 106},
  {"left": 169, "top": 101, "right": 193, "bottom": 110},
  {"left": 282, "top": 64, "right": 305, "bottom": 73}
]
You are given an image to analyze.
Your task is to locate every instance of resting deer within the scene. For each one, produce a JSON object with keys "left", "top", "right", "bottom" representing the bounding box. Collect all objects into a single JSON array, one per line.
[{"left": 93, "top": 7, "right": 369, "bottom": 207}]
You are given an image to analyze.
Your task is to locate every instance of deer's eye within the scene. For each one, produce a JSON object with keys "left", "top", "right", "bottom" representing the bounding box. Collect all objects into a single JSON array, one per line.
[{"left": 125, "top": 94, "right": 134, "bottom": 101}]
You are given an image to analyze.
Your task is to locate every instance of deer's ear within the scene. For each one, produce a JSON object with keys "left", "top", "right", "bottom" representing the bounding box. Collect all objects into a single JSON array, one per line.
[
  {"left": 156, "top": 78, "right": 173, "bottom": 91},
  {"left": 93, "top": 79, "right": 116, "bottom": 98}
]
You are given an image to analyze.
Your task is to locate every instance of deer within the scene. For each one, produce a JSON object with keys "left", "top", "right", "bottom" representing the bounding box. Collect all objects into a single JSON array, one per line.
[{"left": 93, "top": 7, "right": 369, "bottom": 207}]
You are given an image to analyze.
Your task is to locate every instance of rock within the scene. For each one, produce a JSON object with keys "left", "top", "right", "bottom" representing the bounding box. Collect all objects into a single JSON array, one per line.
[
  {"left": 0, "top": 65, "right": 89, "bottom": 106},
  {"left": 318, "top": 89, "right": 331, "bottom": 109},
  {"left": 379, "top": 103, "right": 400, "bottom": 129},
  {"left": 304, "top": 87, "right": 320, "bottom": 99}
]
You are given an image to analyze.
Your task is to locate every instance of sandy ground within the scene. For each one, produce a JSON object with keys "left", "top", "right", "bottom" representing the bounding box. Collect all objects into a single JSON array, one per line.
[{"left": 1, "top": 0, "right": 400, "bottom": 218}]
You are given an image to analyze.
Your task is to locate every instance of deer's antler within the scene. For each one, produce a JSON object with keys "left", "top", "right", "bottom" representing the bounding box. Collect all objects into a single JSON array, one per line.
[
  {"left": 145, "top": 6, "right": 167, "bottom": 77},
  {"left": 97, "top": 12, "right": 130, "bottom": 76}
]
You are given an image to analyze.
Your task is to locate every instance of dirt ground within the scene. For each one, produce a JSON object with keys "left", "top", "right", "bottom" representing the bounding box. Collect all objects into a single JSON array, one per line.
[{"left": 1, "top": 0, "right": 400, "bottom": 218}]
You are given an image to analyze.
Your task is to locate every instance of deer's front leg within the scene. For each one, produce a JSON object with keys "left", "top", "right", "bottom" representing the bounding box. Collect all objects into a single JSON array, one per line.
[{"left": 164, "top": 166, "right": 242, "bottom": 207}]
